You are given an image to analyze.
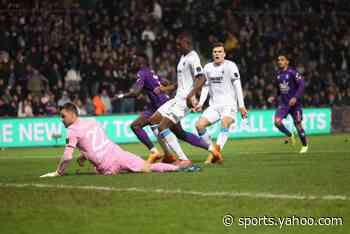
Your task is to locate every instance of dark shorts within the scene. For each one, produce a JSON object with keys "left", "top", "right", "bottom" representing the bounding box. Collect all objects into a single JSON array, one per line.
[
  {"left": 141, "top": 110, "right": 155, "bottom": 119},
  {"left": 275, "top": 106, "right": 303, "bottom": 123}
]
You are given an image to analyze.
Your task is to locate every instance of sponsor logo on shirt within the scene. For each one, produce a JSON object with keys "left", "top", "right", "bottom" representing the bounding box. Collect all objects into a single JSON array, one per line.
[{"left": 209, "top": 76, "right": 223, "bottom": 83}]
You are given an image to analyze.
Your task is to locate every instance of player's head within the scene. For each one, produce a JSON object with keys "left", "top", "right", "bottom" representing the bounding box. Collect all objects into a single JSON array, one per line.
[
  {"left": 212, "top": 42, "right": 226, "bottom": 64},
  {"left": 176, "top": 32, "right": 192, "bottom": 54},
  {"left": 277, "top": 53, "right": 290, "bottom": 70},
  {"left": 60, "top": 102, "right": 79, "bottom": 127},
  {"left": 133, "top": 52, "right": 149, "bottom": 70}
]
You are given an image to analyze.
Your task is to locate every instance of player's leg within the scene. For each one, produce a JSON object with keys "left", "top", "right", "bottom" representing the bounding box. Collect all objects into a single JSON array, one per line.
[
  {"left": 292, "top": 108, "right": 308, "bottom": 153},
  {"left": 151, "top": 99, "right": 192, "bottom": 165},
  {"left": 217, "top": 116, "right": 234, "bottom": 150},
  {"left": 147, "top": 110, "right": 174, "bottom": 163},
  {"left": 158, "top": 116, "right": 192, "bottom": 166},
  {"left": 195, "top": 117, "right": 213, "bottom": 146},
  {"left": 130, "top": 113, "right": 159, "bottom": 155},
  {"left": 196, "top": 107, "right": 223, "bottom": 163},
  {"left": 171, "top": 123, "right": 209, "bottom": 150},
  {"left": 274, "top": 107, "right": 294, "bottom": 144},
  {"left": 114, "top": 148, "right": 179, "bottom": 173}
]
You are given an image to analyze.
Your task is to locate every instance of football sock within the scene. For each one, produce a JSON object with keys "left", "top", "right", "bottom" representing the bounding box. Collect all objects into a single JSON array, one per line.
[
  {"left": 276, "top": 123, "right": 292, "bottom": 137},
  {"left": 131, "top": 127, "right": 154, "bottom": 150},
  {"left": 197, "top": 129, "right": 213, "bottom": 146},
  {"left": 297, "top": 127, "right": 308, "bottom": 146},
  {"left": 216, "top": 128, "right": 229, "bottom": 150},
  {"left": 159, "top": 129, "right": 189, "bottom": 161},
  {"left": 151, "top": 124, "right": 172, "bottom": 155},
  {"left": 181, "top": 131, "right": 209, "bottom": 150}
]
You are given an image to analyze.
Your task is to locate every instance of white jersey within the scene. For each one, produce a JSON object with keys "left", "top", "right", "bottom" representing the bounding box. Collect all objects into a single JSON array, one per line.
[
  {"left": 203, "top": 60, "right": 244, "bottom": 107},
  {"left": 175, "top": 50, "right": 204, "bottom": 100}
]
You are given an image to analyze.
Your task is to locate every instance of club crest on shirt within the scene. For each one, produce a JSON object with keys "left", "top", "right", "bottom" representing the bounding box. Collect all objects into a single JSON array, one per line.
[
  {"left": 279, "top": 80, "right": 290, "bottom": 93},
  {"left": 196, "top": 67, "right": 202, "bottom": 73}
]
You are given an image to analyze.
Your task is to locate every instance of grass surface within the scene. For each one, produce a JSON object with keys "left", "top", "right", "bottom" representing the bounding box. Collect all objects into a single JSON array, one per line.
[{"left": 0, "top": 134, "right": 349, "bottom": 234}]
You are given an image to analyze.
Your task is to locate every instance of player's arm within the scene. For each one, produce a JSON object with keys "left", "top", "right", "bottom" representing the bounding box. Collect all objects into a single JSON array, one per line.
[
  {"left": 157, "top": 76, "right": 177, "bottom": 94},
  {"left": 289, "top": 72, "right": 304, "bottom": 106},
  {"left": 116, "top": 82, "right": 143, "bottom": 99},
  {"left": 193, "top": 81, "right": 209, "bottom": 112},
  {"left": 160, "top": 83, "right": 177, "bottom": 93},
  {"left": 186, "top": 74, "right": 206, "bottom": 108},
  {"left": 186, "top": 54, "right": 206, "bottom": 108},
  {"left": 40, "top": 133, "right": 77, "bottom": 178},
  {"left": 115, "top": 74, "right": 144, "bottom": 99},
  {"left": 231, "top": 65, "right": 247, "bottom": 119}
]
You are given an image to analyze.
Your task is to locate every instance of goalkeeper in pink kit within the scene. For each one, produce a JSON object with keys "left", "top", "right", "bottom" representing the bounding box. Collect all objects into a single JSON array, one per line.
[{"left": 40, "top": 103, "right": 199, "bottom": 178}]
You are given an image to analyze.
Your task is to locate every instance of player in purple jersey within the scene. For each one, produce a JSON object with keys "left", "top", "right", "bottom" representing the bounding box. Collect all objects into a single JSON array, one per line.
[
  {"left": 268, "top": 54, "right": 308, "bottom": 153},
  {"left": 116, "top": 53, "right": 209, "bottom": 163}
]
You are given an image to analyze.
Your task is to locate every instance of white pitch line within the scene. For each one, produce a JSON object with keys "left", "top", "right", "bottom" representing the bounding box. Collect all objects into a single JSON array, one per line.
[
  {"left": 0, "top": 183, "right": 349, "bottom": 201},
  {"left": 0, "top": 150, "right": 349, "bottom": 160}
]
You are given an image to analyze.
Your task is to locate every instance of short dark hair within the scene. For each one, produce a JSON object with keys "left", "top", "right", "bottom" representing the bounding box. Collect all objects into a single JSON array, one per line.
[
  {"left": 136, "top": 52, "right": 148, "bottom": 60},
  {"left": 212, "top": 42, "right": 225, "bottom": 50},
  {"left": 61, "top": 102, "right": 79, "bottom": 115},
  {"left": 277, "top": 52, "right": 290, "bottom": 61},
  {"left": 178, "top": 31, "right": 193, "bottom": 44}
]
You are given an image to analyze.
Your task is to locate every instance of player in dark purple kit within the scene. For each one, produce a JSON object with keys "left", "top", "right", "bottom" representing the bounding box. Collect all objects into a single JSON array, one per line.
[
  {"left": 116, "top": 53, "right": 209, "bottom": 162},
  {"left": 268, "top": 53, "right": 308, "bottom": 153}
]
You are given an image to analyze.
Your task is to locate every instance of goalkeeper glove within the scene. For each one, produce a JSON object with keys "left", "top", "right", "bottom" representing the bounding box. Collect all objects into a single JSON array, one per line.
[{"left": 40, "top": 171, "right": 60, "bottom": 178}]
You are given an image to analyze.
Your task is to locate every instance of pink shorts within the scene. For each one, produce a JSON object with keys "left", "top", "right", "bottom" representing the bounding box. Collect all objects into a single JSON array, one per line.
[{"left": 97, "top": 145, "right": 146, "bottom": 175}]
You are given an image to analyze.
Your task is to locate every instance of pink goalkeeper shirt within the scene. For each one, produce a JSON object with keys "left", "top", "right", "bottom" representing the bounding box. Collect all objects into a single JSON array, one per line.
[{"left": 57, "top": 118, "right": 120, "bottom": 174}]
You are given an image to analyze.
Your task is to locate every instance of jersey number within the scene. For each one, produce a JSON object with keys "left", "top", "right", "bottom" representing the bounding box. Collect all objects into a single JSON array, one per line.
[{"left": 86, "top": 127, "right": 109, "bottom": 152}]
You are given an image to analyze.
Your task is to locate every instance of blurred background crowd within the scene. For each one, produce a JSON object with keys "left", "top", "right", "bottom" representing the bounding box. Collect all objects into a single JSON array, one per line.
[{"left": 0, "top": 0, "right": 349, "bottom": 117}]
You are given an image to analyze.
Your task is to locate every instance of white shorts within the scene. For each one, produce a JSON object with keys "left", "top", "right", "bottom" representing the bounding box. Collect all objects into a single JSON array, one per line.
[
  {"left": 157, "top": 98, "right": 189, "bottom": 123},
  {"left": 201, "top": 105, "right": 237, "bottom": 124}
]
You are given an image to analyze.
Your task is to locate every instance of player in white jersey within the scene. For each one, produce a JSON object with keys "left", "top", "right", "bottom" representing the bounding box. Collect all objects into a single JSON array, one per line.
[
  {"left": 194, "top": 42, "right": 248, "bottom": 164},
  {"left": 147, "top": 32, "right": 223, "bottom": 166}
]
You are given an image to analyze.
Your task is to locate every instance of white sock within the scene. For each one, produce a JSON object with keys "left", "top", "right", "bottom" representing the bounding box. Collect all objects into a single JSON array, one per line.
[
  {"left": 151, "top": 124, "right": 172, "bottom": 155},
  {"left": 198, "top": 129, "right": 212, "bottom": 146},
  {"left": 216, "top": 128, "right": 229, "bottom": 150},
  {"left": 160, "top": 129, "right": 189, "bottom": 160}
]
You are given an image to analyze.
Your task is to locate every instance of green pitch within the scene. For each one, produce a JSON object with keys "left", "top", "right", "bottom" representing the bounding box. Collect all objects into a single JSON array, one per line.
[{"left": 0, "top": 134, "right": 349, "bottom": 234}]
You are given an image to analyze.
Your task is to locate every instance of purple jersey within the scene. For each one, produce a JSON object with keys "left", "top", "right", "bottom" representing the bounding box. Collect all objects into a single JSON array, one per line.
[
  {"left": 136, "top": 67, "right": 169, "bottom": 111},
  {"left": 276, "top": 68, "right": 304, "bottom": 107}
]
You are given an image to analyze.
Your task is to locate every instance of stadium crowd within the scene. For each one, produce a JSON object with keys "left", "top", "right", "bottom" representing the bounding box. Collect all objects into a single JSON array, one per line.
[{"left": 0, "top": 0, "right": 350, "bottom": 117}]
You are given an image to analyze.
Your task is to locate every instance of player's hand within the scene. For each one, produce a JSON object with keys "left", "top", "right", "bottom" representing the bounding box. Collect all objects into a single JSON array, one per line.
[
  {"left": 192, "top": 104, "right": 203, "bottom": 112},
  {"left": 40, "top": 171, "right": 60, "bottom": 178},
  {"left": 267, "top": 96, "right": 275, "bottom": 103},
  {"left": 289, "top": 97, "right": 297, "bottom": 107},
  {"left": 239, "top": 107, "right": 248, "bottom": 119},
  {"left": 186, "top": 95, "right": 197, "bottom": 108}
]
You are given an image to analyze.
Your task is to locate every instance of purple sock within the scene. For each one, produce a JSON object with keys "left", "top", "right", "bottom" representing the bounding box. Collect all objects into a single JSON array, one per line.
[
  {"left": 276, "top": 124, "right": 292, "bottom": 137},
  {"left": 132, "top": 127, "right": 154, "bottom": 150},
  {"left": 181, "top": 132, "right": 209, "bottom": 150},
  {"left": 297, "top": 128, "right": 308, "bottom": 146}
]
